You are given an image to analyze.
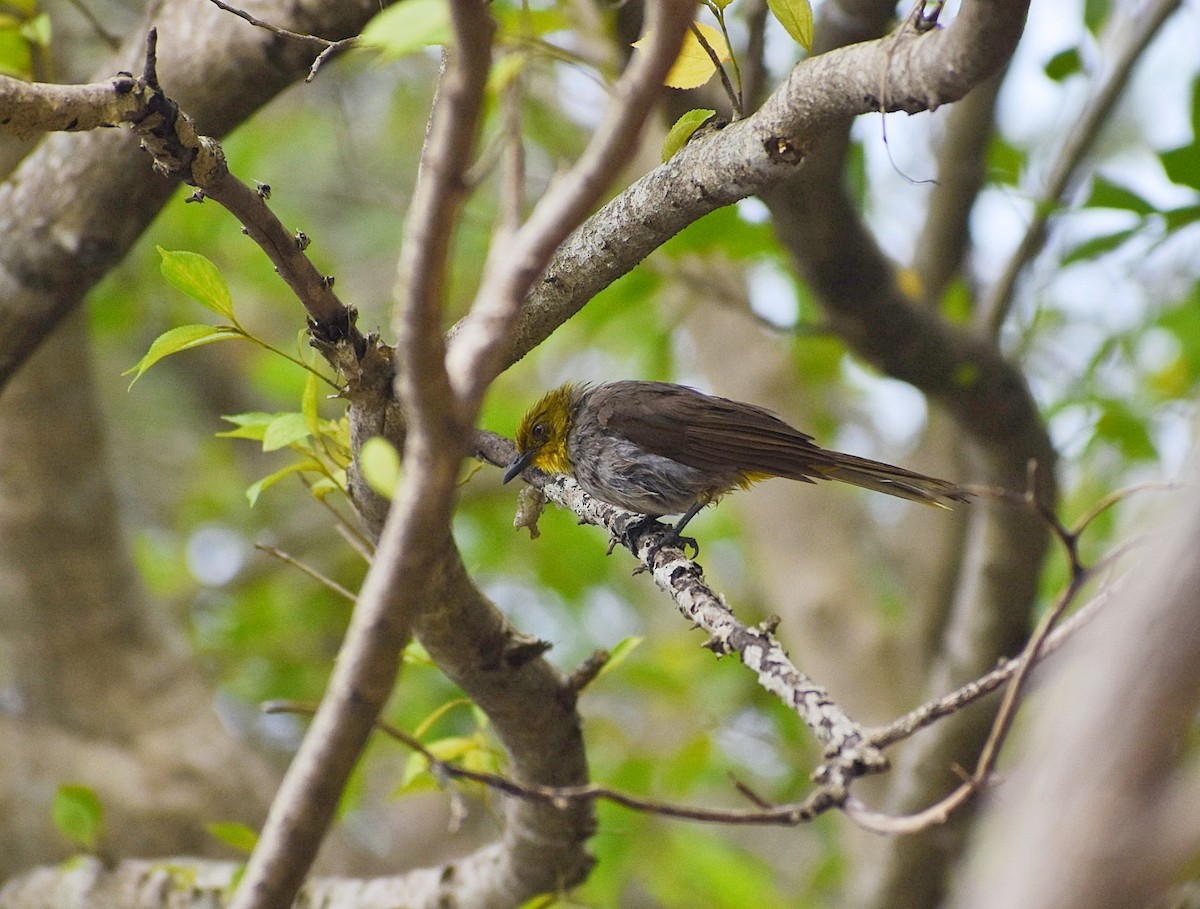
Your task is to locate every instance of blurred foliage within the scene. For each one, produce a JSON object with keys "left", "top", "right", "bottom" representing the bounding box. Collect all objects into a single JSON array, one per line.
[{"left": 54, "top": 0, "right": 1200, "bottom": 900}]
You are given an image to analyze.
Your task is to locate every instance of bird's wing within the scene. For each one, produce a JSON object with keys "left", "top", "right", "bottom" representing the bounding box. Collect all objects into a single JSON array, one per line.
[
  {"left": 592, "top": 382, "right": 822, "bottom": 479},
  {"left": 593, "top": 382, "right": 969, "bottom": 505}
]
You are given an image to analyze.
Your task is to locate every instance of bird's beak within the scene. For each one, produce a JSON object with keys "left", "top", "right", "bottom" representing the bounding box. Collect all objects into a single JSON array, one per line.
[{"left": 502, "top": 448, "right": 536, "bottom": 484}]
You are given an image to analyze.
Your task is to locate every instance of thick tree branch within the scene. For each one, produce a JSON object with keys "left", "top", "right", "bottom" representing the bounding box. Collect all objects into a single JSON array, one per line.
[
  {"left": 912, "top": 67, "right": 1005, "bottom": 304},
  {"left": 0, "top": 0, "right": 381, "bottom": 392},
  {"left": 438, "top": 0, "right": 1029, "bottom": 374},
  {"left": 444, "top": 0, "right": 697, "bottom": 415},
  {"left": 951, "top": 479, "right": 1200, "bottom": 909},
  {"left": 228, "top": 4, "right": 496, "bottom": 908},
  {"left": 0, "top": 73, "right": 141, "bottom": 134}
]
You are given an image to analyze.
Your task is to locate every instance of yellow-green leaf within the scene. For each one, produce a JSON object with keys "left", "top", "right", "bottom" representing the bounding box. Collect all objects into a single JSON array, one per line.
[
  {"left": 245, "top": 460, "right": 323, "bottom": 507},
  {"left": 217, "top": 412, "right": 275, "bottom": 441},
  {"left": 635, "top": 23, "right": 730, "bottom": 90},
  {"left": 595, "top": 636, "right": 644, "bottom": 681},
  {"left": 157, "top": 247, "right": 236, "bottom": 320},
  {"left": 359, "top": 0, "right": 450, "bottom": 59},
  {"left": 360, "top": 436, "right": 401, "bottom": 499},
  {"left": 662, "top": 108, "right": 716, "bottom": 161},
  {"left": 302, "top": 372, "right": 321, "bottom": 440},
  {"left": 767, "top": 0, "right": 813, "bottom": 51},
  {"left": 309, "top": 472, "right": 346, "bottom": 500},
  {"left": 124, "top": 324, "right": 242, "bottom": 387},
  {"left": 205, "top": 821, "right": 258, "bottom": 854},
  {"left": 262, "top": 412, "right": 310, "bottom": 452},
  {"left": 487, "top": 51, "right": 527, "bottom": 96},
  {"left": 0, "top": 27, "right": 31, "bottom": 79},
  {"left": 19, "top": 12, "right": 49, "bottom": 47},
  {"left": 52, "top": 785, "right": 103, "bottom": 852}
]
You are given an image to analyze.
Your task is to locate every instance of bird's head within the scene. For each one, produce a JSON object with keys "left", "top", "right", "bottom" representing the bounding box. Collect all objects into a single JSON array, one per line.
[{"left": 502, "top": 383, "right": 578, "bottom": 483}]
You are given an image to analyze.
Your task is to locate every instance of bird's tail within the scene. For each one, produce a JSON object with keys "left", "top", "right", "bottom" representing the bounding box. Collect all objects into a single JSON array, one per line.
[{"left": 815, "top": 452, "right": 971, "bottom": 508}]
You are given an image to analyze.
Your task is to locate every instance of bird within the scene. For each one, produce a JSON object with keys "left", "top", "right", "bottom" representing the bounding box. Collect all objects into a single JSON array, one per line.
[{"left": 502, "top": 380, "right": 969, "bottom": 555}]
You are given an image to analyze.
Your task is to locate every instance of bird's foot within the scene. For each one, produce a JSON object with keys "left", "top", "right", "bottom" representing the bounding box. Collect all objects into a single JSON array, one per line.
[{"left": 622, "top": 517, "right": 698, "bottom": 573}]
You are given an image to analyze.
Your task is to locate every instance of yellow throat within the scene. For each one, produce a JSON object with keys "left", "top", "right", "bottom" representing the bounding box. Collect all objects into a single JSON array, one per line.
[{"left": 513, "top": 383, "right": 578, "bottom": 476}]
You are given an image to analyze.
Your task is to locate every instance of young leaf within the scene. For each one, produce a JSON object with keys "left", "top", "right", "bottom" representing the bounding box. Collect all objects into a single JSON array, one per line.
[
  {"left": 52, "top": 785, "right": 103, "bottom": 852},
  {"left": 262, "top": 412, "right": 311, "bottom": 452},
  {"left": 245, "top": 459, "right": 324, "bottom": 507},
  {"left": 595, "top": 636, "right": 644, "bottom": 681},
  {"left": 302, "top": 371, "right": 322, "bottom": 441},
  {"left": 662, "top": 109, "right": 716, "bottom": 162},
  {"left": 206, "top": 821, "right": 259, "bottom": 854},
  {"left": 124, "top": 324, "right": 243, "bottom": 387},
  {"left": 360, "top": 436, "right": 401, "bottom": 499},
  {"left": 359, "top": 0, "right": 450, "bottom": 59},
  {"left": 767, "top": 0, "right": 813, "bottom": 51},
  {"left": 635, "top": 23, "right": 730, "bottom": 91},
  {"left": 217, "top": 412, "right": 276, "bottom": 441},
  {"left": 157, "top": 247, "right": 236, "bottom": 320}
]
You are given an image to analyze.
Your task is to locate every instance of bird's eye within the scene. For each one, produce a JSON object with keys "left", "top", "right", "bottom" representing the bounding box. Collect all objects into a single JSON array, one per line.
[{"left": 531, "top": 421, "right": 548, "bottom": 443}]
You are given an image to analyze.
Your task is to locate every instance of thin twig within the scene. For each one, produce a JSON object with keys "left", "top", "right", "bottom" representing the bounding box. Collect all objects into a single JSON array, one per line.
[
  {"left": 205, "top": 0, "right": 355, "bottom": 81},
  {"left": 691, "top": 20, "right": 742, "bottom": 119},
  {"left": 207, "top": 0, "right": 333, "bottom": 49},
  {"left": 63, "top": 0, "right": 122, "bottom": 48},
  {"left": 255, "top": 544, "right": 357, "bottom": 602},
  {"left": 979, "top": 0, "right": 1185, "bottom": 336},
  {"left": 265, "top": 700, "right": 846, "bottom": 826}
]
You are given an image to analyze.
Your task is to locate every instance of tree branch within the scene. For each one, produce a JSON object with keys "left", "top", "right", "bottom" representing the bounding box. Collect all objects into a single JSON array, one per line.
[
  {"left": 444, "top": 0, "right": 698, "bottom": 416},
  {"left": 0, "top": 0, "right": 382, "bottom": 391},
  {"left": 442, "top": 0, "right": 1029, "bottom": 376},
  {"left": 977, "top": 0, "right": 1185, "bottom": 336},
  {"left": 951, "top": 479, "right": 1200, "bottom": 909},
  {"left": 227, "top": 3, "right": 496, "bottom": 907}
]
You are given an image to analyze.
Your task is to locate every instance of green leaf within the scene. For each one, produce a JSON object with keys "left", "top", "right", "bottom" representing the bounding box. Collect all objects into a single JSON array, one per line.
[
  {"left": 0, "top": 28, "right": 32, "bottom": 78},
  {"left": 662, "top": 109, "right": 716, "bottom": 162},
  {"left": 360, "top": 436, "right": 401, "bottom": 499},
  {"left": 1083, "top": 0, "right": 1109, "bottom": 33},
  {"left": 245, "top": 459, "right": 323, "bottom": 507},
  {"left": 157, "top": 248, "right": 236, "bottom": 320},
  {"left": 987, "top": 135, "right": 1025, "bottom": 186},
  {"left": 205, "top": 821, "right": 258, "bottom": 854},
  {"left": 1094, "top": 399, "right": 1156, "bottom": 461},
  {"left": 217, "top": 412, "right": 276, "bottom": 441},
  {"left": 308, "top": 473, "right": 345, "bottom": 500},
  {"left": 262, "top": 412, "right": 310, "bottom": 452},
  {"left": 1083, "top": 177, "right": 1154, "bottom": 215},
  {"left": 1161, "top": 144, "right": 1200, "bottom": 192},
  {"left": 487, "top": 51, "right": 527, "bottom": 97},
  {"left": 1164, "top": 204, "right": 1200, "bottom": 232},
  {"left": 124, "top": 324, "right": 243, "bottom": 387},
  {"left": 1044, "top": 47, "right": 1082, "bottom": 82},
  {"left": 359, "top": 0, "right": 451, "bottom": 59},
  {"left": 939, "top": 278, "right": 973, "bottom": 324},
  {"left": 302, "top": 372, "right": 322, "bottom": 441},
  {"left": 18, "top": 12, "right": 49, "bottom": 47},
  {"left": 767, "top": 0, "right": 813, "bottom": 51},
  {"left": 1062, "top": 228, "right": 1135, "bottom": 264},
  {"left": 53, "top": 785, "right": 103, "bottom": 852},
  {"left": 595, "top": 636, "right": 644, "bottom": 681}
]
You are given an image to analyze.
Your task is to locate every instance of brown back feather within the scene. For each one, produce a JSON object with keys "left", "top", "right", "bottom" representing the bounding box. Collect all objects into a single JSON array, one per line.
[{"left": 589, "top": 381, "right": 969, "bottom": 505}]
